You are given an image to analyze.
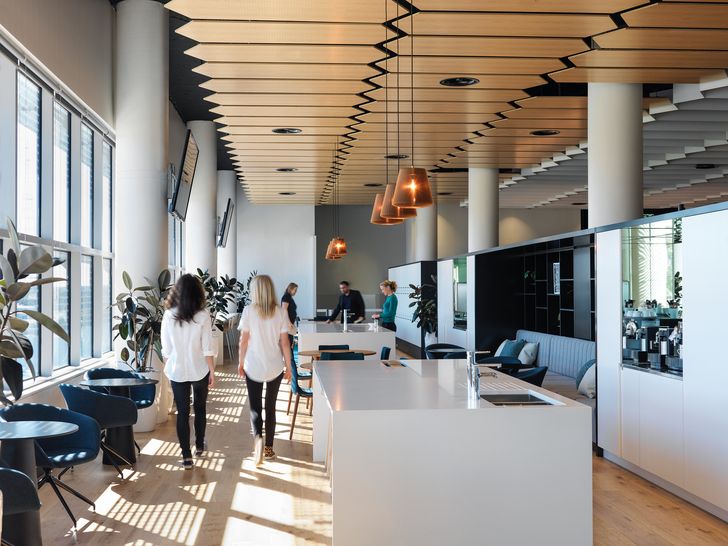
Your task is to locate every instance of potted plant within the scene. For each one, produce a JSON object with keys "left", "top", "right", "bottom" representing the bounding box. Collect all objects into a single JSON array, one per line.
[
  {"left": 113, "top": 269, "right": 171, "bottom": 431},
  {"left": 409, "top": 275, "right": 438, "bottom": 352},
  {"left": 0, "top": 218, "right": 69, "bottom": 405},
  {"left": 196, "top": 269, "right": 239, "bottom": 366}
]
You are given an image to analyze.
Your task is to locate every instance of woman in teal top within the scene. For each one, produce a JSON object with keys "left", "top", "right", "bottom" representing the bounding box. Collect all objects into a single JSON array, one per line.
[{"left": 372, "top": 280, "right": 398, "bottom": 332}]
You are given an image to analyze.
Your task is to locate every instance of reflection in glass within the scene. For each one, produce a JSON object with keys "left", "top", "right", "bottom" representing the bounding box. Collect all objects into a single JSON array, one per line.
[
  {"left": 17, "top": 247, "right": 40, "bottom": 379},
  {"left": 453, "top": 257, "right": 467, "bottom": 330},
  {"left": 81, "top": 124, "right": 94, "bottom": 247},
  {"left": 17, "top": 73, "right": 41, "bottom": 236},
  {"left": 53, "top": 251, "right": 70, "bottom": 369},
  {"left": 53, "top": 103, "right": 71, "bottom": 241},
  {"left": 102, "top": 142, "right": 112, "bottom": 252},
  {"left": 103, "top": 258, "right": 112, "bottom": 353},
  {"left": 81, "top": 256, "right": 94, "bottom": 359}
]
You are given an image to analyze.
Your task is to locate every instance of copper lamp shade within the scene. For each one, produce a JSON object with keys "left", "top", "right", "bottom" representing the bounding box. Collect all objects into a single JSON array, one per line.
[
  {"left": 325, "top": 238, "right": 343, "bottom": 260},
  {"left": 370, "top": 193, "right": 403, "bottom": 225},
  {"left": 393, "top": 167, "right": 433, "bottom": 208},
  {"left": 332, "top": 237, "right": 347, "bottom": 256},
  {"left": 381, "top": 183, "right": 417, "bottom": 219}
]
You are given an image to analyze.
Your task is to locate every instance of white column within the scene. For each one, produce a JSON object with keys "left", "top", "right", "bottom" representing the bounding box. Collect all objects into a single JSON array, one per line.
[
  {"left": 216, "top": 170, "right": 237, "bottom": 277},
  {"left": 114, "top": 0, "right": 168, "bottom": 286},
  {"left": 588, "top": 82, "right": 643, "bottom": 228},
  {"left": 185, "top": 120, "right": 217, "bottom": 276},
  {"left": 413, "top": 202, "right": 437, "bottom": 261},
  {"left": 468, "top": 167, "right": 499, "bottom": 252}
]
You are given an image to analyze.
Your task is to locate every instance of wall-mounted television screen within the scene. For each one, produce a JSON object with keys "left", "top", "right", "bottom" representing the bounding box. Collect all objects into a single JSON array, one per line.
[
  {"left": 217, "top": 198, "right": 234, "bottom": 248},
  {"left": 169, "top": 129, "right": 198, "bottom": 221}
]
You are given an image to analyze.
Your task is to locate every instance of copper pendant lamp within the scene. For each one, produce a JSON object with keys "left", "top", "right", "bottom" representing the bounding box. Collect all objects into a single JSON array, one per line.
[
  {"left": 371, "top": 193, "right": 403, "bottom": 225},
  {"left": 381, "top": 182, "right": 417, "bottom": 219},
  {"left": 392, "top": 3, "right": 433, "bottom": 209},
  {"left": 326, "top": 141, "right": 348, "bottom": 259}
]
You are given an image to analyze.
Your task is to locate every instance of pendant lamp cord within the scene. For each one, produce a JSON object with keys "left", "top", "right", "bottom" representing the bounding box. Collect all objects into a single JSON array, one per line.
[
  {"left": 396, "top": 2, "right": 401, "bottom": 172},
  {"left": 384, "top": 0, "right": 389, "bottom": 185},
  {"left": 410, "top": 2, "right": 415, "bottom": 167}
]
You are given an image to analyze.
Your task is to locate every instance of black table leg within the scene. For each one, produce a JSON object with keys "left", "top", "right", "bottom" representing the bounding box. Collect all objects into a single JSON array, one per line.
[
  {"left": 1, "top": 439, "right": 43, "bottom": 546},
  {"left": 102, "top": 425, "right": 137, "bottom": 465}
]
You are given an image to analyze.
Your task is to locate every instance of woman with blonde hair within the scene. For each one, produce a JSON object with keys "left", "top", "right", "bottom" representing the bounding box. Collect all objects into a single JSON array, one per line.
[
  {"left": 372, "top": 280, "right": 398, "bottom": 332},
  {"left": 238, "top": 274, "right": 292, "bottom": 465}
]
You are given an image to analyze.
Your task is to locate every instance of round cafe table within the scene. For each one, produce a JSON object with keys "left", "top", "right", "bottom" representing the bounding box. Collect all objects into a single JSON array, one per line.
[
  {"left": 80, "top": 377, "right": 158, "bottom": 466},
  {"left": 298, "top": 349, "right": 377, "bottom": 363},
  {"left": 0, "top": 420, "right": 79, "bottom": 546}
]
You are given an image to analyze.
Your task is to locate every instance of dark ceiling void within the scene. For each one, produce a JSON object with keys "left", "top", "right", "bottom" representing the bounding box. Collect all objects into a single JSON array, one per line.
[{"left": 169, "top": 12, "right": 234, "bottom": 171}]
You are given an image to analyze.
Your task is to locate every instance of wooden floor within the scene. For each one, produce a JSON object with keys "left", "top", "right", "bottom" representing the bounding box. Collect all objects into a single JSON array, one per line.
[{"left": 38, "top": 363, "right": 728, "bottom": 545}]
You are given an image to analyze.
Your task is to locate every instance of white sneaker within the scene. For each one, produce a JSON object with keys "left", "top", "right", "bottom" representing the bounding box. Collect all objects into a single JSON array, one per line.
[{"left": 253, "top": 435, "right": 264, "bottom": 467}]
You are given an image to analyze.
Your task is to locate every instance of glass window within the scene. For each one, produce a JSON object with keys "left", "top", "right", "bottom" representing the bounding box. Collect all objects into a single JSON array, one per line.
[
  {"left": 102, "top": 142, "right": 112, "bottom": 252},
  {"left": 103, "top": 258, "right": 112, "bottom": 353},
  {"left": 53, "top": 251, "right": 70, "bottom": 369},
  {"left": 53, "top": 103, "right": 71, "bottom": 241},
  {"left": 81, "top": 124, "right": 94, "bottom": 247},
  {"left": 16, "top": 247, "right": 40, "bottom": 379},
  {"left": 80, "top": 255, "right": 94, "bottom": 359},
  {"left": 16, "top": 72, "right": 41, "bottom": 236}
]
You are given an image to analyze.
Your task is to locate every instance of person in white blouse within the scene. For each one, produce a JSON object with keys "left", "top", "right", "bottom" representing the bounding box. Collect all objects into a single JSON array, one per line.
[
  {"left": 161, "top": 274, "right": 216, "bottom": 469},
  {"left": 238, "top": 274, "right": 292, "bottom": 466}
]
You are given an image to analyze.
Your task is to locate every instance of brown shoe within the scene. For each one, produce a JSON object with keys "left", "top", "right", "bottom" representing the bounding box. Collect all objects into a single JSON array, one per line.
[{"left": 264, "top": 446, "right": 276, "bottom": 460}]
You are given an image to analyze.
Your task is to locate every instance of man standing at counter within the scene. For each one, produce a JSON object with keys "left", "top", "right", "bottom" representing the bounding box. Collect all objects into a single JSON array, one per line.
[{"left": 327, "top": 281, "right": 366, "bottom": 324}]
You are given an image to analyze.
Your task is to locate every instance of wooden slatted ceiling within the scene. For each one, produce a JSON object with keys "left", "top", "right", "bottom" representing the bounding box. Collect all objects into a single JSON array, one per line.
[
  {"left": 622, "top": 2, "right": 728, "bottom": 28},
  {"left": 193, "top": 63, "right": 376, "bottom": 80},
  {"left": 411, "top": 0, "right": 648, "bottom": 13},
  {"left": 594, "top": 28, "right": 728, "bottom": 51},
  {"left": 393, "top": 36, "right": 588, "bottom": 58},
  {"left": 368, "top": 73, "right": 546, "bottom": 89},
  {"left": 551, "top": 67, "right": 727, "bottom": 84}
]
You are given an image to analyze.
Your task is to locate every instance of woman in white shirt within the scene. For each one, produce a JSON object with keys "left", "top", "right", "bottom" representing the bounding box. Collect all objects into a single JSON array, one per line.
[
  {"left": 238, "top": 274, "right": 292, "bottom": 466},
  {"left": 161, "top": 274, "right": 216, "bottom": 469}
]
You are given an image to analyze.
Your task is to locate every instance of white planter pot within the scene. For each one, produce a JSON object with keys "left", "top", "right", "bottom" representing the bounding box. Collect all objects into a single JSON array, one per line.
[
  {"left": 212, "top": 329, "right": 224, "bottom": 367},
  {"left": 424, "top": 331, "right": 438, "bottom": 347},
  {"left": 133, "top": 369, "right": 161, "bottom": 432}
]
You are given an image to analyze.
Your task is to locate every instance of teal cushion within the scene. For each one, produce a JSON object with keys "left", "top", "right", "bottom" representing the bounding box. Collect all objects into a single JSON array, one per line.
[{"left": 501, "top": 339, "right": 526, "bottom": 358}]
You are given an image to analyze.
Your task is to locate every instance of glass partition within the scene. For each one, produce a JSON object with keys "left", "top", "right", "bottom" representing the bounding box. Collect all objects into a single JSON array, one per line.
[
  {"left": 621, "top": 218, "right": 683, "bottom": 375},
  {"left": 453, "top": 257, "right": 467, "bottom": 330}
]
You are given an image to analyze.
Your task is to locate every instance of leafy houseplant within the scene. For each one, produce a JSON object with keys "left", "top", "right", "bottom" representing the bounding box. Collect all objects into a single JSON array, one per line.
[
  {"left": 409, "top": 275, "right": 438, "bottom": 335},
  {"left": 114, "top": 269, "right": 171, "bottom": 372},
  {"left": 196, "top": 269, "right": 239, "bottom": 331},
  {"left": 236, "top": 270, "right": 257, "bottom": 312},
  {"left": 0, "top": 218, "right": 69, "bottom": 405}
]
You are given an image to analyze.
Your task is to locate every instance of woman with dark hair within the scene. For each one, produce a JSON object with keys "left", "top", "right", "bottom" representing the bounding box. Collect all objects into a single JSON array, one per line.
[
  {"left": 161, "top": 273, "right": 216, "bottom": 469},
  {"left": 281, "top": 282, "right": 299, "bottom": 347}
]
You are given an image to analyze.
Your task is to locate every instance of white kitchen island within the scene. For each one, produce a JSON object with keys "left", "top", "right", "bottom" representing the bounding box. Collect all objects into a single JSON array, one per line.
[
  {"left": 297, "top": 321, "right": 396, "bottom": 362},
  {"left": 312, "top": 359, "right": 592, "bottom": 546}
]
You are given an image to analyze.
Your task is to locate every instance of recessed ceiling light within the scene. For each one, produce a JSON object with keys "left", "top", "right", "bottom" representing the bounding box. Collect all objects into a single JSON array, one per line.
[
  {"left": 272, "top": 128, "right": 302, "bottom": 134},
  {"left": 440, "top": 77, "right": 480, "bottom": 87},
  {"left": 276, "top": 167, "right": 299, "bottom": 172},
  {"left": 437, "top": 191, "right": 453, "bottom": 196},
  {"left": 572, "top": 202, "right": 587, "bottom": 206},
  {"left": 530, "top": 129, "right": 561, "bottom": 136},
  {"left": 364, "top": 183, "right": 383, "bottom": 187},
  {"left": 384, "top": 153, "right": 409, "bottom": 160},
  {"left": 695, "top": 163, "right": 717, "bottom": 169},
  {"left": 278, "top": 191, "right": 297, "bottom": 196}
]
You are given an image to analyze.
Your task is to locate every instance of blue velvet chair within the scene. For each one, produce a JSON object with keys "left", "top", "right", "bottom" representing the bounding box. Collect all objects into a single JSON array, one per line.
[
  {"left": 513, "top": 366, "right": 549, "bottom": 387},
  {"left": 320, "top": 351, "right": 364, "bottom": 361},
  {"left": 59, "top": 384, "right": 137, "bottom": 479},
  {"left": 0, "top": 404, "right": 100, "bottom": 528},
  {"left": 0, "top": 466, "right": 40, "bottom": 537},
  {"left": 380, "top": 346, "right": 392, "bottom": 360},
  {"left": 442, "top": 351, "right": 468, "bottom": 359},
  {"left": 476, "top": 355, "right": 525, "bottom": 373},
  {"left": 318, "top": 344, "right": 349, "bottom": 351},
  {"left": 288, "top": 358, "right": 313, "bottom": 440},
  {"left": 85, "top": 368, "right": 155, "bottom": 453},
  {"left": 425, "top": 343, "right": 465, "bottom": 360}
]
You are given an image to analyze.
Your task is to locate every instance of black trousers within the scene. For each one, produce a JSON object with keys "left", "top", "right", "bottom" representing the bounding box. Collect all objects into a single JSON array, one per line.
[
  {"left": 245, "top": 372, "right": 284, "bottom": 447},
  {"left": 382, "top": 321, "right": 397, "bottom": 332},
  {"left": 170, "top": 373, "right": 209, "bottom": 458}
]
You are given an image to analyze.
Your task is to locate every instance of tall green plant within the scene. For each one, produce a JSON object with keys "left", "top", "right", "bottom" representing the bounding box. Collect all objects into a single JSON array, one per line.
[
  {"left": 236, "top": 270, "right": 257, "bottom": 312},
  {"left": 0, "top": 218, "right": 69, "bottom": 404},
  {"left": 196, "top": 270, "right": 238, "bottom": 331},
  {"left": 409, "top": 275, "right": 438, "bottom": 335},
  {"left": 113, "top": 269, "right": 171, "bottom": 372}
]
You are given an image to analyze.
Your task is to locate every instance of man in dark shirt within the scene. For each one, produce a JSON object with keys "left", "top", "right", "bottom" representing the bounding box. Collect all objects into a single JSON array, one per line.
[{"left": 327, "top": 281, "right": 366, "bottom": 323}]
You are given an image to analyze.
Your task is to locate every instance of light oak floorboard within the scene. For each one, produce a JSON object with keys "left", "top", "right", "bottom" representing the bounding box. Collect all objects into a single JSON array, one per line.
[{"left": 38, "top": 363, "right": 728, "bottom": 545}]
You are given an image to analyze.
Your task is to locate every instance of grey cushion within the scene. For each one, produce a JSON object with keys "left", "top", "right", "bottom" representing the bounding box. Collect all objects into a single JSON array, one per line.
[{"left": 515, "top": 329, "right": 595, "bottom": 379}]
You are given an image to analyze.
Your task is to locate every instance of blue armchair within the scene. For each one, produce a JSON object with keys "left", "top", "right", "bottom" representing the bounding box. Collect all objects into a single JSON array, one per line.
[
  {"left": 0, "top": 466, "right": 40, "bottom": 516},
  {"left": 380, "top": 346, "right": 392, "bottom": 360},
  {"left": 288, "top": 357, "right": 313, "bottom": 441},
  {"left": 425, "top": 343, "right": 465, "bottom": 360},
  {"left": 320, "top": 352, "right": 364, "bottom": 361},
  {"left": 86, "top": 367, "right": 156, "bottom": 409},
  {"left": 60, "top": 384, "right": 137, "bottom": 479},
  {"left": 0, "top": 404, "right": 100, "bottom": 528},
  {"left": 318, "top": 344, "right": 349, "bottom": 351}
]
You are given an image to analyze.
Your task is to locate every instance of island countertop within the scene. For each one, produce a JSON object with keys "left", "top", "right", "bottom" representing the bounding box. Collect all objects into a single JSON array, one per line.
[{"left": 314, "top": 358, "right": 586, "bottom": 412}]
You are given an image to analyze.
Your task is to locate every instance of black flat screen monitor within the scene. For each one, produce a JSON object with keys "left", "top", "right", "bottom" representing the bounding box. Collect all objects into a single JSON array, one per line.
[
  {"left": 217, "top": 198, "right": 234, "bottom": 248},
  {"left": 169, "top": 130, "right": 198, "bottom": 221}
]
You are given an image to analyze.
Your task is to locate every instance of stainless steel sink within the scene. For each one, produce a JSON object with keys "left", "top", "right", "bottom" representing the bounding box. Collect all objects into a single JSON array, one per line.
[{"left": 480, "top": 393, "right": 554, "bottom": 406}]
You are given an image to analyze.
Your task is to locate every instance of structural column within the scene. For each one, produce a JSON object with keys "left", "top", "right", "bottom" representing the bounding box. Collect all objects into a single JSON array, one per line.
[
  {"left": 114, "top": 0, "right": 168, "bottom": 286},
  {"left": 216, "top": 170, "right": 237, "bottom": 277},
  {"left": 588, "top": 82, "right": 643, "bottom": 227},
  {"left": 468, "top": 167, "right": 499, "bottom": 252},
  {"left": 411, "top": 201, "right": 438, "bottom": 262},
  {"left": 185, "top": 120, "right": 218, "bottom": 276}
]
